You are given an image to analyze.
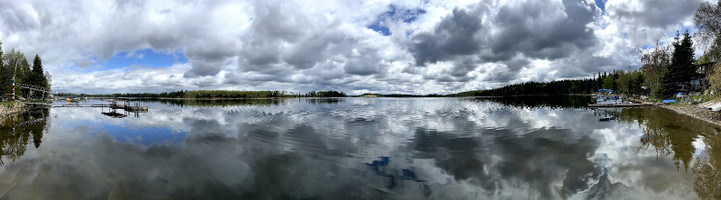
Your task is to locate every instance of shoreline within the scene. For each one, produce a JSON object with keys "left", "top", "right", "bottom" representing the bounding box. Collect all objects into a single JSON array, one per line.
[
  {"left": 0, "top": 102, "right": 25, "bottom": 121},
  {"left": 660, "top": 104, "right": 721, "bottom": 127}
]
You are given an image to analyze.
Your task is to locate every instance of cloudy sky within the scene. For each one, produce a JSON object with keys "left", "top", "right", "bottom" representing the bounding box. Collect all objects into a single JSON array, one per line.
[{"left": 0, "top": 0, "right": 711, "bottom": 94}]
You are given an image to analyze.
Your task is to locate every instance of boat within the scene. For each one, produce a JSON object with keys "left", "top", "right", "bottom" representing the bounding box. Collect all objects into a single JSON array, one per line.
[
  {"left": 588, "top": 89, "right": 644, "bottom": 107},
  {"left": 66, "top": 98, "right": 81, "bottom": 102}
]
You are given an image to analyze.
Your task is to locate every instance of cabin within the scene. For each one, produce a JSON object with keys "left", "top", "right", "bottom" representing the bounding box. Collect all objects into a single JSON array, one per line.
[{"left": 687, "top": 61, "right": 717, "bottom": 92}]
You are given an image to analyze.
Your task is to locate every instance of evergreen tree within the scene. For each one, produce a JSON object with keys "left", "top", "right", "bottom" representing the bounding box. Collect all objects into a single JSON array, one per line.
[
  {"left": 658, "top": 70, "right": 677, "bottom": 98},
  {"left": 31, "top": 54, "right": 47, "bottom": 89},
  {"left": 668, "top": 31, "right": 697, "bottom": 83}
]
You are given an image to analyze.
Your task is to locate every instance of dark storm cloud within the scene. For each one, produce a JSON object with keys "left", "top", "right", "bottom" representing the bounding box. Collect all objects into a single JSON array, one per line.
[
  {"left": 410, "top": 0, "right": 600, "bottom": 66},
  {"left": 408, "top": 0, "right": 603, "bottom": 83},
  {"left": 409, "top": 7, "right": 485, "bottom": 65},
  {"left": 489, "top": 0, "right": 599, "bottom": 60}
]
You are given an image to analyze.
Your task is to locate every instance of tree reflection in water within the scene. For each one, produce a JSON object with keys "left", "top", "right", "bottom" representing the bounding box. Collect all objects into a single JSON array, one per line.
[
  {"left": 616, "top": 107, "right": 721, "bottom": 199},
  {"left": 0, "top": 108, "right": 49, "bottom": 165},
  {"left": 693, "top": 130, "right": 721, "bottom": 200}
]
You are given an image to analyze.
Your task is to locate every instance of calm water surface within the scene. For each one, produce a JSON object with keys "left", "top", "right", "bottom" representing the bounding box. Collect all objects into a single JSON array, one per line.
[{"left": 1, "top": 97, "right": 720, "bottom": 199}]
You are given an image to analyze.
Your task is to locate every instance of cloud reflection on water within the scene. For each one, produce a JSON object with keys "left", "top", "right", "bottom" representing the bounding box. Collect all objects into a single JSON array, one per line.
[{"left": 0, "top": 98, "right": 718, "bottom": 199}]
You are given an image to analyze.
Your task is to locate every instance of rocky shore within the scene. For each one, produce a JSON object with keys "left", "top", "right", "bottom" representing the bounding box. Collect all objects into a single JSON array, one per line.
[
  {"left": 0, "top": 102, "right": 24, "bottom": 121},
  {"left": 661, "top": 104, "right": 721, "bottom": 127}
]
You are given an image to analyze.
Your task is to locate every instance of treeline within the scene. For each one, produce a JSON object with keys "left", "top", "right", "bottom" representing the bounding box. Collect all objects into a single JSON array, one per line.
[
  {"left": 452, "top": 78, "right": 602, "bottom": 97},
  {"left": 303, "top": 91, "right": 347, "bottom": 97},
  {"left": 80, "top": 90, "right": 347, "bottom": 99},
  {"left": 0, "top": 40, "right": 50, "bottom": 101}
]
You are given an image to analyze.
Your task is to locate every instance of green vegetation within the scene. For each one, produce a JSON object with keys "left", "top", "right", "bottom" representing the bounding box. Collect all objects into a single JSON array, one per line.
[
  {"left": 0, "top": 40, "right": 50, "bottom": 101},
  {"left": 1, "top": 101, "right": 16, "bottom": 108},
  {"left": 615, "top": 70, "right": 645, "bottom": 95}
]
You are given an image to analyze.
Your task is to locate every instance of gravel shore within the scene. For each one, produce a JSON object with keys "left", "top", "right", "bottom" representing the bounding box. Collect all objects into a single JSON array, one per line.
[{"left": 661, "top": 104, "right": 721, "bottom": 127}]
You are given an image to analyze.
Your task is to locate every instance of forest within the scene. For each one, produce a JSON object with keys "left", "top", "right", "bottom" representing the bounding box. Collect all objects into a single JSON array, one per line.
[{"left": 0, "top": 40, "right": 51, "bottom": 101}]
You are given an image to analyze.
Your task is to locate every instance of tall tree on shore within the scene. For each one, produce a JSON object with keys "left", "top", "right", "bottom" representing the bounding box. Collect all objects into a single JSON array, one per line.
[
  {"left": 668, "top": 31, "right": 697, "bottom": 84},
  {"left": 31, "top": 54, "right": 47, "bottom": 88}
]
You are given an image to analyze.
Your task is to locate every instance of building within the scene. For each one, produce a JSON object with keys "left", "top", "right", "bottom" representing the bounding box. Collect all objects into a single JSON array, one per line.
[{"left": 691, "top": 61, "right": 717, "bottom": 91}]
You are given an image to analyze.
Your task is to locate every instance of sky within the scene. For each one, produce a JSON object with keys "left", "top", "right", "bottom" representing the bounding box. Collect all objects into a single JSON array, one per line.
[{"left": 0, "top": 0, "right": 712, "bottom": 94}]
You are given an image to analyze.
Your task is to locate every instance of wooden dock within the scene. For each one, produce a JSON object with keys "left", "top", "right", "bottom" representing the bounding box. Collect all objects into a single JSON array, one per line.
[
  {"left": 53, "top": 104, "right": 111, "bottom": 108},
  {"left": 109, "top": 103, "right": 148, "bottom": 112},
  {"left": 53, "top": 103, "right": 148, "bottom": 112}
]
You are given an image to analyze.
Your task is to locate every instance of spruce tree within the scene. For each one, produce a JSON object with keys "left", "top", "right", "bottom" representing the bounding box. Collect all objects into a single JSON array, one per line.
[
  {"left": 669, "top": 31, "right": 697, "bottom": 83},
  {"left": 658, "top": 70, "right": 677, "bottom": 98},
  {"left": 31, "top": 54, "right": 47, "bottom": 89}
]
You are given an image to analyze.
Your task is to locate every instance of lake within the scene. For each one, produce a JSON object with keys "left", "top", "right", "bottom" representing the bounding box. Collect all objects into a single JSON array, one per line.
[{"left": 0, "top": 97, "right": 719, "bottom": 199}]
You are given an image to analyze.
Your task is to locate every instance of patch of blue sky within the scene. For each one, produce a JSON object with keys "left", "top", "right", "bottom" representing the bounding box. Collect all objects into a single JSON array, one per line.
[
  {"left": 595, "top": 0, "right": 607, "bottom": 14},
  {"left": 368, "top": 24, "right": 392, "bottom": 36},
  {"left": 367, "top": 4, "right": 426, "bottom": 36},
  {"left": 91, "top": 48, "right": 187, "bottom": 70}
]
